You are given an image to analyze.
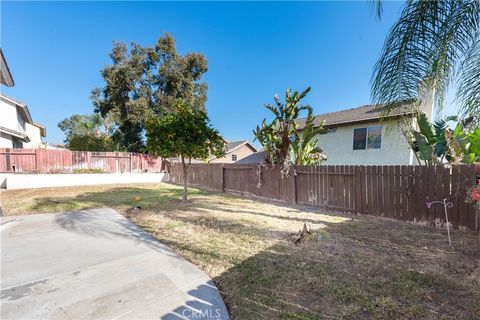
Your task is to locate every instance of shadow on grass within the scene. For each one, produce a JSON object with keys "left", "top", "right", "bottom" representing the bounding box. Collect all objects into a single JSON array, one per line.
[
  {"left": 28, "top": 186, "right": 206, "bottom": 213},
  {"left": 21, "top": 184, "right": 480, "bottom": 319},
  {"left": 209, "top": 227, "right": 480, "bottom": 319}
]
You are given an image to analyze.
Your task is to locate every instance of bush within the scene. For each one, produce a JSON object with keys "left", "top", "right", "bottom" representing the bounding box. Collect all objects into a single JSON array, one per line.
[
  {"left": 72, "top": 168, "right": 105, "bottom": 174},
  {"left": 68, "top": 134, "right": 115, "bottom": 151}
]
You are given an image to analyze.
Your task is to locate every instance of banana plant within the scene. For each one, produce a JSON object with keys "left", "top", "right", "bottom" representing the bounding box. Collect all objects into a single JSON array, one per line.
[
  {"left": 290, "top": 108, "right": 327, "bottom": 165},
  {"left": 253, "top": 87, "right": 313, "bottom": 165},
  {"left": 449, "top": 117, "right": 480, "bottom": 163},
  {"left": 410, "top": 113, "right": 480, "bottom": 165}
]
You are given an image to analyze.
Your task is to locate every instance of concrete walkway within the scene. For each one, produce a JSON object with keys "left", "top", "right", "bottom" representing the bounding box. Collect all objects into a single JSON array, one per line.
[{"left": 1, "top": 208, "right": 229, "bottom": 320}]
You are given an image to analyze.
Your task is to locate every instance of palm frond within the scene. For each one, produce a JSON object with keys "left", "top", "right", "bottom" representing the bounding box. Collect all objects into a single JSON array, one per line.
[
  {"left": 457, "top": 37, "right": 480, "bottom": 120},
  {"left": 369, "top": 0, "right": 383, "bottom": 20},
  {"left": 371, "top": 0, "right": 480, "bottom": 116}
]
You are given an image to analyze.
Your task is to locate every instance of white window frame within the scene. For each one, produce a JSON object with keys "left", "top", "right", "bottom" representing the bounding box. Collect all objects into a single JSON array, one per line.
[{"left": 353, "top": 125, "right": 382, "bottom": 150}]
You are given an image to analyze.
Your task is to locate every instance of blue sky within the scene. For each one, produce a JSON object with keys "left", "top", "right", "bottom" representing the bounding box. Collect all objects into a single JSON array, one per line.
[{"left": 1, "top": 1, "right": 415, "bottom": 146}]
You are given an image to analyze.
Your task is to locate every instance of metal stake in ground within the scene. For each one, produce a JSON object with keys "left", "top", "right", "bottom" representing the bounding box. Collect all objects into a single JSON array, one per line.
[{"left": 426, "top": 198, "right": 454, "bottom": 247}]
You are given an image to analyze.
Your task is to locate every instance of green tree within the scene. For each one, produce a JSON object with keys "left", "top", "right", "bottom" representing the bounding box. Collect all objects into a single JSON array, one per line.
[
  {"left": 253, "top": 87, "right": 326, "bottom": 170},
  {"left": 58, "top": 114, "right": 99, "bottom": 144},
  {"left": 91, "top": 42, "right": 148, "bottom": 152},
  {"left": 371, "top": 1, "right": 480, "bottom": 122},
  {"left": 91, "top": 33, "right": 208, "bottom": 152},
  {"left": 68, "top": 134, "right": 115, "bottom": 152},
  {"left": 146, "top": 100, "right": 225, "bottom": 201}
]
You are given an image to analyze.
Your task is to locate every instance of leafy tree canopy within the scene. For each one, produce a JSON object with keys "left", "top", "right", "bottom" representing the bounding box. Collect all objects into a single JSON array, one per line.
[
  {"left": 91, "top": 33, "right": 208, "bottom": 152},
  {"left": 68, "top": 134, "right": 115, "bottom": 152},
  {"left": 58, "top": 114, "right": 100, "bottom": 143},
  {"left": 146, "top": 99, "right": 225, "bottom": 200}
]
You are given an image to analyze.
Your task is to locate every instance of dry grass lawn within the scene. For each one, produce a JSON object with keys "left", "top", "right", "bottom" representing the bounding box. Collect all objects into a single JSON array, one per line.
[{"left": 1, "top": 183, "right": 479, "bottom": 319}]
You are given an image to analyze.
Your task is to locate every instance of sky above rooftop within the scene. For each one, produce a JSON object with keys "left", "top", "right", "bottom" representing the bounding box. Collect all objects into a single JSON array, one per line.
[{"left": 1, "top": 1, "right": 455, "bottom": 146}]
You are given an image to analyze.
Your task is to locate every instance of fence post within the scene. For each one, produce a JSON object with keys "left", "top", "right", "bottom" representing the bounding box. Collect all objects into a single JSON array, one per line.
[
  {"left": 293, "top": 166, "right": 298, "bottom": 204},
  {"left": 221, "top": 164, "right": 225, "bottom": 193},
  {"left": 354, "top": 166, "right": 364, "bottom": 214},
  {"left": 5, "top": 148, "right": 11, "bottom": 172},
  {"left": 34, "top": 149, "right": 38, "bottom": 172},
  {"left": 129, "top": 153, "right": 132, "bottom": 173}
]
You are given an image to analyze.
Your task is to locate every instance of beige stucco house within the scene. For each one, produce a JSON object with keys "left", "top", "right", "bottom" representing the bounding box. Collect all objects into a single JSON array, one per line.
[
  {"left": 239, "top": 102, "right": 433, "bottom": 166},
  {"left": 296, "top": 103, "right": 433, "bottom": 165},
  {"left": 208, "top": 141, "right": 257, "bottom": 163},
  {"left": 167, "top": 140, "right": 257, "bottom": 164}
]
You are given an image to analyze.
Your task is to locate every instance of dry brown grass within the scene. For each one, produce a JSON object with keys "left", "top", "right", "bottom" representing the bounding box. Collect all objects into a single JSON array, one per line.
[{"left": 1, "top": 183, "right": 479, "bottom": 319}]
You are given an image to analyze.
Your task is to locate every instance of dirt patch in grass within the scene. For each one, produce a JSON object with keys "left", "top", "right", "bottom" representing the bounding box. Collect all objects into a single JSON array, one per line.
[{"left": 1, "top": 183, "right": 479, "bottom": 319}]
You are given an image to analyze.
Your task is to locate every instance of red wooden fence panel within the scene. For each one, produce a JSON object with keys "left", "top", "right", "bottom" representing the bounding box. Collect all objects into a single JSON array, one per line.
[{"left": 0, "top": 148, "right": 164, "bottom": 173}]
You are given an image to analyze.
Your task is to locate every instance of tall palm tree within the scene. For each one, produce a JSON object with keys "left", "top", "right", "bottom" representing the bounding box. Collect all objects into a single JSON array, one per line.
[{"left": 371, "top": 1, "right": 480, "bottom": 122}]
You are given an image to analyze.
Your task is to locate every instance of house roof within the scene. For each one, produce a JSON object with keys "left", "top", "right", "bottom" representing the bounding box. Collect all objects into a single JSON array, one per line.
[
  {"left": 0, "top": 49, "right": 14, "bottom": 87},
  {"left": 235, "top": 150, "right": 266, "bottom": 164},
  {"left": 296, "top": 103, "right": 413, "bottom": 129},
  {"left": 0, "top": 93, "right": 33, "bottom": 124},
  {"left": 226, "top": 141, "right": 257, "bottom": 154}
]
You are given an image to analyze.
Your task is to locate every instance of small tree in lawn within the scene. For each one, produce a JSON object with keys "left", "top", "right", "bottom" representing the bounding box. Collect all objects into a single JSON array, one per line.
[{"left": 146, "top": 100, "right": 225, "bottom": 201}]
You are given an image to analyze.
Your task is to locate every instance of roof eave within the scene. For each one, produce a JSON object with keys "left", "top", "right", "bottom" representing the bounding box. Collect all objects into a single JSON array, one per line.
[
  {"left": 298, "top": 113, "right": 414, "bottom": 131},
  {"left": 0, "top": 49, "right": 14, "bottom": 87},
  {"left": 0, "top": 126, "right": 30, "bottom": 142}
]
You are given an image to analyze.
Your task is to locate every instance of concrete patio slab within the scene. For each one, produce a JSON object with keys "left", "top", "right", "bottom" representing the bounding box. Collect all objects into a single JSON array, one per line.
[{"left": 0, "top": 208, "right": 229, "bottom": 319}]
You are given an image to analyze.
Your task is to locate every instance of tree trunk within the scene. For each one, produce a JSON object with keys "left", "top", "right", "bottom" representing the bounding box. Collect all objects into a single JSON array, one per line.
[{"left": 181, "top": 155, "right": 188, "bottom": 202}]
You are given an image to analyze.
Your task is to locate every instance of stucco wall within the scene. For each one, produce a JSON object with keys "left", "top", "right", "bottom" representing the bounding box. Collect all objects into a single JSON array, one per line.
[
  {"left": 0, "top": 132, "right": 13, "bottom": 148},
  {"left": 209, "top": 144, "right": 256, "bottom": 163},
  {"left": 23, "top": 123, "right": 43, "bottom": 148},
  {"left": 314, "top": 121, "right": 417, "bottom": 165},
  {"left": 0, "top": 173, "right": 168, "bottom": 190},
  {"left": 0, "top": 99, "right": 20, "bottom": 132}
]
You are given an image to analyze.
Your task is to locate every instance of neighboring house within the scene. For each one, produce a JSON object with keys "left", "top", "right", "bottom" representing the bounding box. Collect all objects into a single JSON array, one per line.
[
  {"left": 296, "top": 102, "right": 432, "bottom": 165},
  {"left": 236, "top": 149, "right": 266, "bottom": 164},
  {"left": 208, "top": 141, "right": 257, "bottom": 163},
  {"left": 0, "top": 49, "right": 46, "bottom": 148},
  {"left": 240, "top": 103, "right": 432, "bottom": 166},
  {"left": 167, "top": 140, "right": 257, "bottom": 164},
  {"left": 0, "top": 94, "right": 46, "bottom": 148}
]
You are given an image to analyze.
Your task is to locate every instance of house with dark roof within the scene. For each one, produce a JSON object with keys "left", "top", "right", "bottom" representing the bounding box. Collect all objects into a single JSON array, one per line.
[
  {"left": 239, "top": 101, "right": 433, "bottom": 165},
  {"left": 295, "top": 102, "right": 433, "bottom": 165},
  {"left": 208, "top": 141, "right": 257, "bottom": 163}
]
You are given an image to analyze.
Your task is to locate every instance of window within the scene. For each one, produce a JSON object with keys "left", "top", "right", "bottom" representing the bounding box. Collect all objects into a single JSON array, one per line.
[
  {"left": 353, "top": 128, "right": 367, "bottom": 150},
  {"left": 12, "top": 138, "right": 23, "bottom": 149},
  {"left": 353, "top": 126, "right": 382, "bottom": 150},
  {"left": 231, "top": 154, "right": 237, "bottom": 161},
  {"left": 367, "top": 126, "right": 382, "bottom": 149}
]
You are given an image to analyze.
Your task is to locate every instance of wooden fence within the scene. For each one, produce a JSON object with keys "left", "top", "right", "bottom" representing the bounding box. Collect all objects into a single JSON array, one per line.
[
  {"left": 0, "top": 148, "right": 165, "bottom": 173},
  {"left": 169, "top": 163, "right": 480, "bottom": 232}
]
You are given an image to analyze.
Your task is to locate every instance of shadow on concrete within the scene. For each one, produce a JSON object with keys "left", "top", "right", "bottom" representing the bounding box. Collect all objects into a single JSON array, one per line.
[
  {"left": 161, "top": 280, "right": 229, "bottom": 320},
  {"left": 54, "top": 208, "right": 179, "bottom": 259}
]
